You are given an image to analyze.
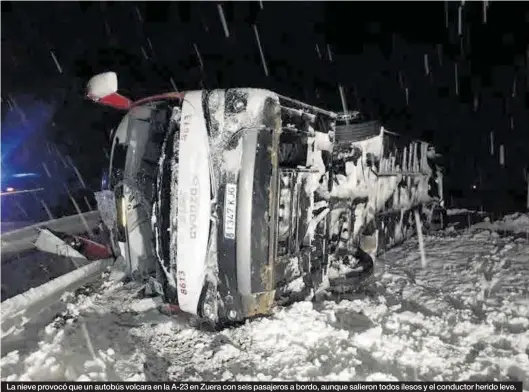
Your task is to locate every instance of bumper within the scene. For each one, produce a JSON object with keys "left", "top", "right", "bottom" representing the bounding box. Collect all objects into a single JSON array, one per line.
[{"left": 206, "top": 89, "right": 280, "bottom": 324}]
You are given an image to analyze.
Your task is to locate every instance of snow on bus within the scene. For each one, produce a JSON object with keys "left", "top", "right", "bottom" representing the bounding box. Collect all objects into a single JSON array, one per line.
[{"left": 85, "top": 72, "right": 445, "bottom": 327}]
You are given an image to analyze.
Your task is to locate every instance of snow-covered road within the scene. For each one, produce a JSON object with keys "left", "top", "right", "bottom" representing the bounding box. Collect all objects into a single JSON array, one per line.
[{"left": 1, "top": 222, "right": 528, "bottom": 383}]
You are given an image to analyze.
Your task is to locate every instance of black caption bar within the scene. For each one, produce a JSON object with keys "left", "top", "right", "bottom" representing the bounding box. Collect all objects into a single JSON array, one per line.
[{"left": 2, "top": 382, "right": 523, "bottom": 392}]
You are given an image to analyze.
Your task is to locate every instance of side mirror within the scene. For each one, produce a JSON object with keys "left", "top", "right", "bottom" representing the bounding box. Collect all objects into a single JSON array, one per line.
[
  {"left": 86, "top": 72, "right": 132, "bottom": 110},
  {"left": 87, "top": 72, "right": 118, "bottom": 100}
]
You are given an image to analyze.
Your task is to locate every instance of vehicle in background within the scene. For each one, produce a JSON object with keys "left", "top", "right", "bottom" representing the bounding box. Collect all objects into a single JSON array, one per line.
[
  {"left": 87, "top": 72, "right": 445, "bottom": 326},
  {"left": 1, "top": 171, "right": 47, "bottom": 223},
  {"left": 1, "top": 168, "right": 96, "bottom": 225}
]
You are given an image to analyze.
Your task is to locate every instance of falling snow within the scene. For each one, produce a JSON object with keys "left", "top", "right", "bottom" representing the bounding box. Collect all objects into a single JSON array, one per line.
[
  {"left": 253, "top": 24, "right": 268, "bottom": 77},
  {"left": 134, "top": 6, "right": 142, "bottom": 23},
  {"left": 49, "top": 50, "right": 62, "bottom": 74},
  {"left": 193, "top": 43, "right": 204, "bottom": 71},
  {"left": 2, "top": 1, "right": 529, "bottom": 382},
  {"left": 140, "top": 46, "right": 148, "bottom": 60},
  {"left": 217, "top": 4, "right": 230, "bottom": 38},
  {"left": 326, "top": 44, "right": 333, "bottom": 62},
  {"left": 169, "top": 77, "right": 179, "bottom": 93}
]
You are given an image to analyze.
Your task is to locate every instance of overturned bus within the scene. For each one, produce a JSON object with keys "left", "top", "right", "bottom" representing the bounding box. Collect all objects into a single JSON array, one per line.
[{"left": 87, "top": 72, "right": 445, "bottom": 326}]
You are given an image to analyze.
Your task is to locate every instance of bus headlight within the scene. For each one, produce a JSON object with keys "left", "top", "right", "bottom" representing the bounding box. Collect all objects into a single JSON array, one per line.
[
  {"left": 120, "top": 197, "right": 127, "bottom": 227},
  {"left": 115, "top": 196, "right": 127, "bottom": 242}
]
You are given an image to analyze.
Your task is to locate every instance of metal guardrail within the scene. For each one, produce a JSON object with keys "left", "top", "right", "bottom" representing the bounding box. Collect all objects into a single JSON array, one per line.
[
  {"left": 1, "top": 257, "right": 114, "bottom": 337},
  {"left": 0, "top": 211, "right": 102, "bottom": 256}
]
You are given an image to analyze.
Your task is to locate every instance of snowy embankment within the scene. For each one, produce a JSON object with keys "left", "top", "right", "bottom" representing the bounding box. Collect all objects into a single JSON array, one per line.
[
  {"left": 446, "top": 209, "right": 488, "bottom": 216},
  {"left": 1, "top": 216, "right": 528, "bottom": 383},
  {"left": 472, "top": 212, "right": 529, "bottom": 235}
]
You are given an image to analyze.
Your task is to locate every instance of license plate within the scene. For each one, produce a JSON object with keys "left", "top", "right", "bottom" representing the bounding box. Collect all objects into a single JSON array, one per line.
[{"left": 224, "top": 183, "right": 237, "bottom": 239}]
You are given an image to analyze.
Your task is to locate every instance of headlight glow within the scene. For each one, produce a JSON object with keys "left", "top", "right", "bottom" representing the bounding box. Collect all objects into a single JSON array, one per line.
[{"left": 120, "top": 197, "right": 127, "bottom": 227}]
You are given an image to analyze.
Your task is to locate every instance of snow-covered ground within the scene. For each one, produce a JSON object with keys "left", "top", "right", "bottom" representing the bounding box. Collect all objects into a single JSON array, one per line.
[
  {"left": 1, "top": 251, "right": 92, "bottom": 301},
  {"left": 446, "top": 208, "right": 488, "bottom": 216},
  {"left": 473, "top": 212, "right": 529, "bottom": 235},
  {"left": 1, "top": 218, "right": 528, "bottom": 383}
]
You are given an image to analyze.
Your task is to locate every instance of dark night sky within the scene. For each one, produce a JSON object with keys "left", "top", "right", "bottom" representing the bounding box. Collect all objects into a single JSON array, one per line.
[{"left": 2, "top": 1, "right": 529, "bottom": 194}]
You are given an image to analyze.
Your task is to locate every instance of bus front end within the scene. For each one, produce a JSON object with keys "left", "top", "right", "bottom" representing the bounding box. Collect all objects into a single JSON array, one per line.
[{"left": 88, "top": 72, "right": 281, "bottom": 325}]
